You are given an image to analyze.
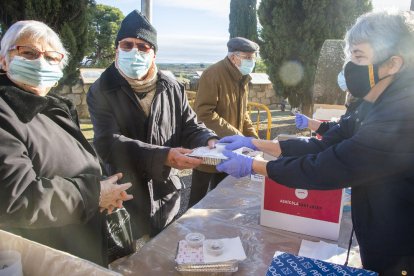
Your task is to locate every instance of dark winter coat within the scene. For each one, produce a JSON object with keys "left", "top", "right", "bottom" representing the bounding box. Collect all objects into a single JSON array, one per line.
[
  {"left": 0, "top": 74, "right": 106, "bottom": 265},
  {"left": 87, "top": 64, "right": 216, "bottom": 238},
  {"left": 315, "top": 98, "right": 365, "bottom": 136},
  {"left": 268, "top": 70, "right": 414, "bottom": 273}
]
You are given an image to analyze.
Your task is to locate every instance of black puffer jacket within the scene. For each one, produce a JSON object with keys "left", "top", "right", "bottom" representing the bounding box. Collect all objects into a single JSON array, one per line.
[
  {"left": 87, "top": 64, "right": 216, "bottom": 238},
  {"left": 268, "top": 70, "right": 414, "bottom": 273},
  {"left": 0, "top": 74, "right": 105, "bottom": 265}
]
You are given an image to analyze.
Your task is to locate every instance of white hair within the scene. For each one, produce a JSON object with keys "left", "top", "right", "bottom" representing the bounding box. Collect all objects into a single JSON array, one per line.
[
  {"left": 0, "top": 20, "right": 69, "bottom": 69},
  {"left": 345, "top": 10, "right": 414, "bottom": 67},
  {"left": 227, "top": 51, "right": 237, "bottom": 59}
]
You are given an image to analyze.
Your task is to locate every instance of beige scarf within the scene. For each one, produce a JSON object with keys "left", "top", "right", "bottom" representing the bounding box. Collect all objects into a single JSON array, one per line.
[{"left": 116, "top": 62, "right": 158, "bottom": 116}]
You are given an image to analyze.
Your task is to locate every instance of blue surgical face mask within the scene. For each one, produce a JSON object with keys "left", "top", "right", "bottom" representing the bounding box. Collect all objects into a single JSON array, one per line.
[
  {"left": 117, "top": 48, "right": 152, "bottom": 79},
  {"left": 238, "top": 59, "right": 255, "bottom": 75},
  {"left": 7, "top": 56, "right": 63, "bottom": 88},
  {"left": 337, "top": 70, "right": 348, "bottom": 92}
]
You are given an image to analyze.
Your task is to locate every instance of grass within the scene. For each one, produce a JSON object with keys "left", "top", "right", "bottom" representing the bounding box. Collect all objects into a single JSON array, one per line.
[{"left": 80, "top": 123, "right": 94, "bottom": 141}]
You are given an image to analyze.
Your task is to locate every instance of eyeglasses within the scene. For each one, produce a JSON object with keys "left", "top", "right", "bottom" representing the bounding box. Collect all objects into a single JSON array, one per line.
[
  {"left": 236, "top": 53, "right": 257, "bottom": 61},
  {"left": 119, "top": 40, "right": 153, "bottom": 53},
  {"left": 9, "top": 45, "right": 64, "bottom": 65}
]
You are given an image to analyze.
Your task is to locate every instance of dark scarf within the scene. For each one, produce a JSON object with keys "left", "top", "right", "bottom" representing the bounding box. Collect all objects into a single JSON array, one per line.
[{"left": 0, "top": 73, "right": 78, "bottom": 124}]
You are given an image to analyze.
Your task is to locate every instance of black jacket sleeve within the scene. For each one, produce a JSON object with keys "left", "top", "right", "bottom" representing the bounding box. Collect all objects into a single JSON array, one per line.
[
  {"left": 267, "top": 114, "right": 414, "bottom": 190},
  {"left": 0, "top": 129, "right": 100, "bottom": 229},
  {"left": 87, "top": 83, "right": 171, "bottom": 182},
  {"left": 280, "top": 116, "right": 356, "bottom": 157}
]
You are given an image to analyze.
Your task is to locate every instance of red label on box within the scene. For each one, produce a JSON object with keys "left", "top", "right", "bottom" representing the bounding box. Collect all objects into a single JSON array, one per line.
[{"left": 264, "top": 178, "right": 342, "bottom": 223}]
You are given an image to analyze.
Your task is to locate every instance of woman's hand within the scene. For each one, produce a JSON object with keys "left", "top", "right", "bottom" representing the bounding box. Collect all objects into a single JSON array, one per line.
[
  {"left": 216, "top": 150, "right": 254, "bottom": 178},
  {"left": 295, "top": 113, "right": 309, "bottom": 129},
  {"left": 218, "top": 135, "right": 257, "bottom": 150},
  {"left": 99, "top": 173, "right": 133, "bottom": 214},
  {"left": 295, "top": 113, "right": 322, "bottom": 132}
]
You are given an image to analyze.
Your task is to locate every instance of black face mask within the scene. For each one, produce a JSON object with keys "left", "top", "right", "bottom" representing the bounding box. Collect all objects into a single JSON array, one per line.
[{"left": 344, "top": 61, "right": 381, "bottom": 98}]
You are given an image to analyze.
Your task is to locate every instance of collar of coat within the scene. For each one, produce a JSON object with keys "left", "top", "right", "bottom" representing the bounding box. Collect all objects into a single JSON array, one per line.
[
  {"left": 0, "top": 73, "right": 76, "bottom": 123},
  {"left": 224, "top": 57, "right": 252, "bottom": 85},
  {"left": 374, "top": 68, "right": 414, "bottom": 105}
]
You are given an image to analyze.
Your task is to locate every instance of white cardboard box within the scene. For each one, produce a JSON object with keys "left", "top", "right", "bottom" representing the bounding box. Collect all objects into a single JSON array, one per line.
[{"left": 313, "top": 104, "right": 346, "bottom": 122}]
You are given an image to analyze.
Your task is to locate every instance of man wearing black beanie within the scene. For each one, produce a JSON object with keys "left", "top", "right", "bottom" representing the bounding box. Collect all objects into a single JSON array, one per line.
[{"left": 87, "top": 10, "right": 218, "bottom": 246}]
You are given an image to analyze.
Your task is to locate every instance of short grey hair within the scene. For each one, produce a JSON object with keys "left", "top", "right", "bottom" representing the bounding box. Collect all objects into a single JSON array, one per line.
[
  {"left": 227, "top": 51, "right": 237, "bottom": 59},
  {"left": 0, "top": 20, "right": 69, "bottom": 69},
  {"left": 345, "top": 11, "right": 414, "bottom": 68}
]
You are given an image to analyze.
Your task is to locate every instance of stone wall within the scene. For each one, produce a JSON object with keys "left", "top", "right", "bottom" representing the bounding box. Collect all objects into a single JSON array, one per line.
[
  {"left": 248, "top": 83, "right": 281, "bottom": 109},
  {"left": 58, "top": 79, "right": 281, "bottom": 120},
  {"left": 57, "top": 80, "right": 91, "bottom": 120}
]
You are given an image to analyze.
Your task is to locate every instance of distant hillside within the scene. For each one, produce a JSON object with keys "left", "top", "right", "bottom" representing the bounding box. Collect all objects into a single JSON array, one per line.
[{"left": 157, "top": 63, "right": 212, "bottom": 78}]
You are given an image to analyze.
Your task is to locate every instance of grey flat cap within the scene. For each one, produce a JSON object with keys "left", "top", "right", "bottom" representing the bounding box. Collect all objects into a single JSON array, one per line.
[{"left": 227, "top": 37, "right": 259, "bottom": 52}]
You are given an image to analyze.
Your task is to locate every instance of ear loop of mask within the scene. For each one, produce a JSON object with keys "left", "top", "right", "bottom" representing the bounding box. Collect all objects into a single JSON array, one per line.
[
  {"left": 368, "top": 64, "right": 376, "bottom": 88},
  {"left": 369, "top": 57, "right": 395, "bottom": 87}
]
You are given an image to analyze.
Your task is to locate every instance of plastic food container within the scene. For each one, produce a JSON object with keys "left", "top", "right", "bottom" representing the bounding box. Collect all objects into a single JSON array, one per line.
[
  {"left": 214, "top": 143, "right": 227, "bottom": 152},
  {"left": 0, "top": 250, "right": 23, "bottom": 276},
  {"left": 175, "top": 260, "right": 239, "bottom": 275}
]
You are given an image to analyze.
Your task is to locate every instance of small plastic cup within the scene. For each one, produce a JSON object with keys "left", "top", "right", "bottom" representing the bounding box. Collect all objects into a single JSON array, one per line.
[
  {"left": 185, "top": 232, "right": 205, "bottom": 248},
  {"left": 205, "top": 240, "right": 224, "bottom": 256},
  {"left": 0, "top": 250, "right": 23, "bottom": 276}
]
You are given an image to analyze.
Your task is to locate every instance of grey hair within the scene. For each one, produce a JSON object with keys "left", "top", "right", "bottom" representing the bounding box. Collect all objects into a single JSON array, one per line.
[
  {"left": 227, "top": 51, "right": 237, "bottom": 59},
  {"left": 0, "top": 20, "right": 69, "bottom": 70},
  {"left": 345, "top": 10, "right": 414, "bottom": 67}
]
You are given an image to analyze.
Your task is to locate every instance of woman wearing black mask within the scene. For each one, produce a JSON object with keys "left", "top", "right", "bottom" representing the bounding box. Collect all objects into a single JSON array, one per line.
[{"left": 215, "top": 11, "right": 414, "bottom": 275}]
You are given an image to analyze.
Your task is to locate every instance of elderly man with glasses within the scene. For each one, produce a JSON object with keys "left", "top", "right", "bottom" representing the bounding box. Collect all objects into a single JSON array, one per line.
[
  {"left": 190, "top": 37, "right": 259, "bottom": 207},
  {"left": 87, "top": 10, "right": 218, "bottom": 243}
]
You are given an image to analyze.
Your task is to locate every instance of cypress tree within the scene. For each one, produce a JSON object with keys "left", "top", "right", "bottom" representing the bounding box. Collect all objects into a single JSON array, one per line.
[
  {"left": 258, "top": 0, "right": 372, "bottom": 114},
  {"left": 0, "top": 0, "right": 93, "bottom": 85},
  {"left": 229, "top": 0, "right": 258, "bottom": 41}
]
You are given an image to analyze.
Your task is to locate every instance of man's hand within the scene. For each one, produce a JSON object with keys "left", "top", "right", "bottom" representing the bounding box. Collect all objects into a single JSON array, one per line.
[
  {"left": 207, "top": 138, "right": 218, "bottom": 149},
  {"left": 165, "top": 147, "right": 203, "bottom": 170}
]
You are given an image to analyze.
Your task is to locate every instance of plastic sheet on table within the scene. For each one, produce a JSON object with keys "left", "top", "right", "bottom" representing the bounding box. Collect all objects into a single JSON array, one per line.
[{"left": 0, "top": 230, "right": 119, "bottom": 276}]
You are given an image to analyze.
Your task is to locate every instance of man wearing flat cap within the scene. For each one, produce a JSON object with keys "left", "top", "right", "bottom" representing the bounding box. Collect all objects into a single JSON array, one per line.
[
  {"left": 87, "top": 10, "right": 218, "bottom": 242},
  {"left": 191, "top": 37, "right": 259, "bottom": 207}
]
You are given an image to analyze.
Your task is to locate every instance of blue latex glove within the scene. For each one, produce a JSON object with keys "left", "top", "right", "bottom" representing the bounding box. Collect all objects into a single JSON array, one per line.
[
  {"left": 218, "top": 135, "right": 257, "bottom": 151},
  {"left": 216, "top": 150, "right": 253, "bottom": 178},
  {"left": 295, "top": 113, "right": 309, "bottom": 129}
]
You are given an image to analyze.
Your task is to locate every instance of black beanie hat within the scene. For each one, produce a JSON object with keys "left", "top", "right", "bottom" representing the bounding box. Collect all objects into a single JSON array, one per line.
[{"left": 115, "top": 10, "right": 158, "bottom": 52}]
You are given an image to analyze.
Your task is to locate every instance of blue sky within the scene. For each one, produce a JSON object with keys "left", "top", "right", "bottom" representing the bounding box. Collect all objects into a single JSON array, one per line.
[{"left": 96, "top": 0, "right": 411, "bottom": 64}]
